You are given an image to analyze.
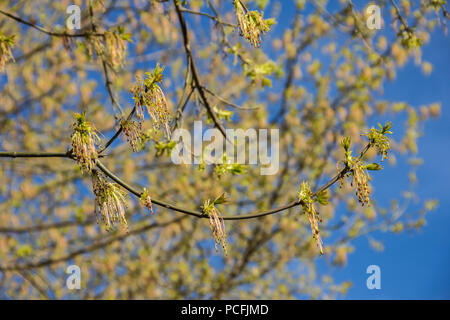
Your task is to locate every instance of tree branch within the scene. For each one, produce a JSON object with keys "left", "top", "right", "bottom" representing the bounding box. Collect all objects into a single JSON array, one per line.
[
  {"left": 0, "top": 139, "right": 371, "bottom": 222},
  {"left": 0, "top": 9, "right": 103, "bottom": 38}
]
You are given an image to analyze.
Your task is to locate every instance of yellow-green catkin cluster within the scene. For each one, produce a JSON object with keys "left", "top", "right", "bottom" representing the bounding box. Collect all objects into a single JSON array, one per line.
[
  {"left": 85, "top": 27, "right": 132, "bottom": 69},
  {"left": 132, "top": 63, "right": 171, "bottom": 137},
  {"left": 120, "top": 119, "right": 144, "bottom": 152},
  {"left": 202, "top": 193, "right": 229, "bottom": 255},
  {"left": 92, "top": 171, "right": 128, "bottom": 231},
  {"left": 140, "top": 188, "right": 154, "bottom": 215},
  {"left": 351, "top": 159, "right": 371, "bottom": 207},
  {"left": 339, "top": 123, "right": 392, "bottom": 207},
  {"left": 71, "top": 112, "right": 101, "bottom": 173},
  {"left": 104, "top": 26, "right": 132, "bottom": 69},
  {"left": 0, "top": 32, "right": 15, "bottom": 72},
  {"left": 85, "top": 33, "right": 104, "bottom": 58},
  {"left": 340, "top": 137, "right": 372, "bottom": 207},
  {"left": 233, "top": 0, "right": 275, "bottom": 48},
  {"left": 298, "top": 182, "right": 324, "bottom": 255}
]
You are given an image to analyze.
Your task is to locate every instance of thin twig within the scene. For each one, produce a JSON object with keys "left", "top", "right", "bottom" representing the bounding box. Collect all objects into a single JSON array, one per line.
[
  {"left": 202, "top": 86, "right": 259, "bottom": 110},
  {"left": 174, "top": 0, "right": 229, "bottom": 140},
  {"left": 0, "top": 9, "right": 103, "bottom": 38},
  {"left": 0, "top": 151, "right": 72, "bottom": 158},
  {"left": 179, "top": 7, "right": 237, "bottom": 28}
]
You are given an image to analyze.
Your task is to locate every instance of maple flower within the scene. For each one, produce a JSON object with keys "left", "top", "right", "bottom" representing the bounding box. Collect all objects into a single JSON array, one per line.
[
  {"left": 351, "top": 159, "right": 371, "bottom": 207},
  {"left": 104, "top": 27, "right": 131, "bottom": 69},
  {"left": 121, "top": 119, "right": 144, "bottom": 152},
  {"left": 132, "top": 64, "right": 171, "bottom": 137},
  {"left": 202, "top": 193, "right": 229, "bottom": 254},
  {"left": 339, "top": 136, "right": 373, "bottom": 207},
  {"left": 233, "top": 0, "right": 275, "bottom": 48},
  {"left": 298, "top": 182, "right": 324, "bottom": 255},
  {"left": 71, "top": 112, "right": 101, "bottom": 173},
  {"left": 92, "top": 172, "right": 128, "bottom": 231}
]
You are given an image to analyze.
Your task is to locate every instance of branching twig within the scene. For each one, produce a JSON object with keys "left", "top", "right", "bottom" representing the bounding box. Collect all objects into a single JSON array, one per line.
[
  {"left": 179, "top": 7, "right": 237, "bottom": 28},
  {"left": 202, "top": 86, "right": 258, "bottom": 110},
  {"left": 173, "top": 0, "right": 229, "bottom": 140}
]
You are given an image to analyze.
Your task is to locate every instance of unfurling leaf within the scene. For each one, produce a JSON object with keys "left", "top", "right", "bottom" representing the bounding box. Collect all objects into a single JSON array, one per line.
[{"left": 365, "top": 163, "right": 383, "bottom": 171}]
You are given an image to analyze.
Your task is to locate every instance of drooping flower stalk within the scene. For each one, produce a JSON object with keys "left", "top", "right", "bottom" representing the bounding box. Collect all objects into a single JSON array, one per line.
[
  {"left": 85, "top": 33, "right": 105, "bottom": 58},
  {"left": 339, "top": 140, "right": 371, "bottom": 207},
  {"left": 339, "top": 127, "right": 391, "bottom": 208},
  {"left": 132, "top": 64, "right": 171, "bottom": 137},
  {"left": 146, "top": 84, "right": 170, "bottom": 136},
  {"left": 71, "top": 112, "right": 101, "bottom": 173},
  {"left": 351, "top": 159, "right": 371, "bottom": 207},
  {"left": 104, "top": 27, "right": 131, "bottom": 69},
  {"left": 298, "top": 182, "right": 324, "bottom": 255},
  {"left": 132, "top": 83, "right": 145, "bottom": 121},
  {"left": 202, "top": 193, "right": 229, "bottom": 254},
  {"left": 120, "top": 119, "right": 144, "bottom": 152},
  {"left": 84, "top": 27, "right": 131, "bottom": 69},
  {"left": 92, "top": 171, "right": 128, "bottom": 231}
]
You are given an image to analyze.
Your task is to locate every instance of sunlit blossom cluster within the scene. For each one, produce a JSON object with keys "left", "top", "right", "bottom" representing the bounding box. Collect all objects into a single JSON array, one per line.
[
  {"left": 234, "top": 0, "right": 275, "bottom": 48},
  {"left": 298, "top": 182, "right": 324, "bottom": 255},
  {"left": 71, "top": 112, "right": 101, "bottom": 173},
  {"left": 92, "top": 171, "right": 128, "bottom": 231}
]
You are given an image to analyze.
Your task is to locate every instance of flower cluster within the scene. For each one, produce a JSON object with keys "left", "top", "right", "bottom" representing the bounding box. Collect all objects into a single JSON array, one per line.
[
  {"left": 339, "top": 125, "right": 391, "bottom": 208},
  {"left": 132, "top": 64, "right": 171, "bottom": 137},
  {"left": 104, "top": 27, "right": 132, "bottom": 69},
  {"left": 202, "top": 193, "right": 229, "bottom": 255},
  {"left": 92, "top": 171, "right": 128, "bottom": 231},
  {"left": 339, "top": 137, "right": 372, "bottom": 207},
  {"left": 362, "top": 122, "right": 393, "bottom": 161},
  {"left": 298, "top": 182, "right": 324, "bottom": 255},
  {"left": 140, "top": 188, "right": 154, "bottom": 215},
  {"left": 0, "top": 32, "right": 15, "bottom": 72},
  {"left": 84, "top": 27, "right": 132, "bottom": 69},
  {"left": 233, "top": 0, "right": 275, "bottom": 48},
  {"left": 85, "top": 33, "right": 104, "bottom": 58},
  {"left": 71, "top": 112, "right": 101, "bottom": 173},
  {"left": 121, "top": 119, "right": 144, "bottom": 152},
  {"left": 351, "top": 159, "right": 371, "bottom": 207}
]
